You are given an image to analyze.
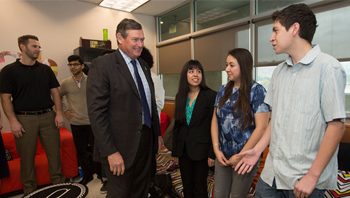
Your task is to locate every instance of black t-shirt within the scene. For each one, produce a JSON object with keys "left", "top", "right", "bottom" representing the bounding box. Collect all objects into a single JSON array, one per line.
[{"left": 0, "top": 59, "right": 60, "bottom": 111}]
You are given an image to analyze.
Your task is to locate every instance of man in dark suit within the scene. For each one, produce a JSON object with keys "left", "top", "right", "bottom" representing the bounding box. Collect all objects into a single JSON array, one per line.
[{"left": 87, "top": 18, "right": 162, "bottom": 198}]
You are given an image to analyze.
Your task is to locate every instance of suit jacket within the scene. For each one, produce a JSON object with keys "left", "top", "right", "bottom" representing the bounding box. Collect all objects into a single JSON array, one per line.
[
  {"left": 87, "top": 49, "right": 161, "bottom": 168},
  {"left": 172, "top": 89, "right": 217, "bottom": 161}
]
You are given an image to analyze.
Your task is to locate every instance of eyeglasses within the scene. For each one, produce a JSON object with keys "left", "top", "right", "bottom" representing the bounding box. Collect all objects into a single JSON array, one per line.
[{"left": 67, "top": 63, "right": 81, "bottom": 67}]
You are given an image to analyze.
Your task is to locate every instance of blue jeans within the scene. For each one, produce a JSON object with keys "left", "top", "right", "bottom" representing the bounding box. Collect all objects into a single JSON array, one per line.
[{"left": 255, "top": 177, "right": 325, "bottom": 198}]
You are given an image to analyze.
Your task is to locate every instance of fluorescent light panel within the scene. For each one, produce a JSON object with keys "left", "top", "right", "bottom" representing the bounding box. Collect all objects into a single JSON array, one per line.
[{"left": 100, "top": 0, "right": 149, "bottom": 12}]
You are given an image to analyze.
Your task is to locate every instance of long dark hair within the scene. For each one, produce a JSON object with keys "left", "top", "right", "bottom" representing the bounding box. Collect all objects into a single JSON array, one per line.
[
  {"left": 218, "top": 48, "right": 253, "bottom": 130},
  {"left": 174, "top": 60, "right": 209, "bottom": 124}
]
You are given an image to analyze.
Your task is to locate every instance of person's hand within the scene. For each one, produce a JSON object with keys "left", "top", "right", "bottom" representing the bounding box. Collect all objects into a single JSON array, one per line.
[
  {"left": 227, "top": 154, "right": 241, "bottom": 168},
  {"left": 293, "top": 173, "right": 318, "bottom": 198},
  {"left": 55, "top": 113, "right": 64, "bottom": 129},
  {"left": 234, "top": 148, "right": 261, "bottom": 174},
  {"left": 108, "top": 152, "right": 125, "bottom": 176},
  {"left": 65, "top": 111, "right": 74, "bottom": 119},
  {"left": 208, "top": 158, "right": 215, "bottom": 167},
  {"left": 214, "top": 150, "right": 228, "bottom": 166},
  {"left": 10, "top": 120, "right": 25, "bottom": 138},
  {"left": 173, "top": 157, "right": 179, "bottom": 164},
  {"left": 158, "top": 136, "right": 163, "bottom": 153}
]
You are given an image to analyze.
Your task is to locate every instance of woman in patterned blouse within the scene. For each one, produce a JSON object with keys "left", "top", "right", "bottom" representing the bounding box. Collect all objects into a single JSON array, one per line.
[
  {"left": 211, "top": 48, "right": 270, "bottom": 198},
  {"left": 172, "top": 60, "right": 217, "bottom": 198}
]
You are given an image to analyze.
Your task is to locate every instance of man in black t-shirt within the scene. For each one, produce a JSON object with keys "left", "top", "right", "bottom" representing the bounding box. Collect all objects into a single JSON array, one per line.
[{"left": 0, "top": 35, "right": 65, "bottom": 195}]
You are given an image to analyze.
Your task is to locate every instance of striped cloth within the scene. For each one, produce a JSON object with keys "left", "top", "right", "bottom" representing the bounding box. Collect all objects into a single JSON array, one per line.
[
  {"left": 325, "top": 171, "right": 350, "bottom": 198},
  {"left": 156, "top": 146, "right": 215, "bottom": 197}
]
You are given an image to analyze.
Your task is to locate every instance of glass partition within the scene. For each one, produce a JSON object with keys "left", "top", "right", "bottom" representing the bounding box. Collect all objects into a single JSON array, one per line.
[
  {"left": 195, "top": 0, "right": 250, "bottom": 31},
  {"left": 255, "top": 0, "right": 304, "bottom": 15},
  {"left": 158, "top": 4, "right": 191, "bottom": 42},
  {"left": 255, "top": 66, "right": 276, "bottom": 90},
  {"left": 313, "top": 5, "right": 350, "bottom": 59}
]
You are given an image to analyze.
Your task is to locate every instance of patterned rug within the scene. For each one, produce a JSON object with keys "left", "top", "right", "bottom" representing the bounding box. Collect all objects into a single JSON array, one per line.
[
  {"left": 156, "top": 147, "right": 183, "bottom": 197},
  {"left": 24, "top": 183, "right": 88, "bottom": 198},
  {"left": 325, "top": 171, "right": 350, "bottom": 198},
  {"left": 157, "top": 147, "right": 350, "bottom": 198},
  {"left": 156, "top": 146, "right": 253, "bottom": 198}
]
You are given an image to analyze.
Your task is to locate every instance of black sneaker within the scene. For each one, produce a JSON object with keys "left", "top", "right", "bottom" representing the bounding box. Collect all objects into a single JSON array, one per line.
[
  {"left": 79, "top": 175, "right": 93, "bottom": 185},
  {"left": 100, "top": 181, "right": 108, "bottom": 194}
]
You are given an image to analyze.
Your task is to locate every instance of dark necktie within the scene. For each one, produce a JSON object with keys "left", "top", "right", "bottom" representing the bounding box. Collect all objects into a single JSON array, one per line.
[{"left": 131, "top": 60, "right": 151, "bottom": 128}]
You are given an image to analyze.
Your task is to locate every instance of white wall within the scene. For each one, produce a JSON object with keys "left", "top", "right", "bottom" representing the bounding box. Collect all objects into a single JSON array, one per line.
[{"left": 0, "top": 0, "right": 157, "bottom": 133}]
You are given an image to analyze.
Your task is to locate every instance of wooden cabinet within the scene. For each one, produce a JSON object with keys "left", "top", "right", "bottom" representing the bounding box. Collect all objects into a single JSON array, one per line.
[
  {"left": 73, "top": 47, "right": 115, "bottom": 75},
  {"left": 74, "top": 47, "right": 105, "bottom": 63}
]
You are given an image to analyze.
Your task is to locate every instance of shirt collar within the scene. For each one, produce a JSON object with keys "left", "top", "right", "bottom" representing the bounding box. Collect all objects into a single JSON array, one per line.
[
  {"left": 119, "top": 48, "right": 134, "bottom": 65},
  {"left": 72, "top": 73, "right": 86, "bottom": 82},
  {"left": 15, "top": 59, "right": 39, "bottom": 67},
  {"left": 284, "top": 44, "right": 321, "bottom": 67}
]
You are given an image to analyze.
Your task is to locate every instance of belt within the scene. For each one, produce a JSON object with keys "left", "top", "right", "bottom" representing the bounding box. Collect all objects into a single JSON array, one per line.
[{"left": 15, "top": 108, "right": 53, "bottom": 115}]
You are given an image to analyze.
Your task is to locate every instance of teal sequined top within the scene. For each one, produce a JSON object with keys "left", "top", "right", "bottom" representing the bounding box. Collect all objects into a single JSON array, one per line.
[{"left": 185, "top": 97, "right": 197, "bottom": 125}]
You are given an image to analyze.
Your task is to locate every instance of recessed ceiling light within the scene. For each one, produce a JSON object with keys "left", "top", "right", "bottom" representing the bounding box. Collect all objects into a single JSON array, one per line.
[{"left": 99, "top": 0, "right": 149, "bottom": 12}]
